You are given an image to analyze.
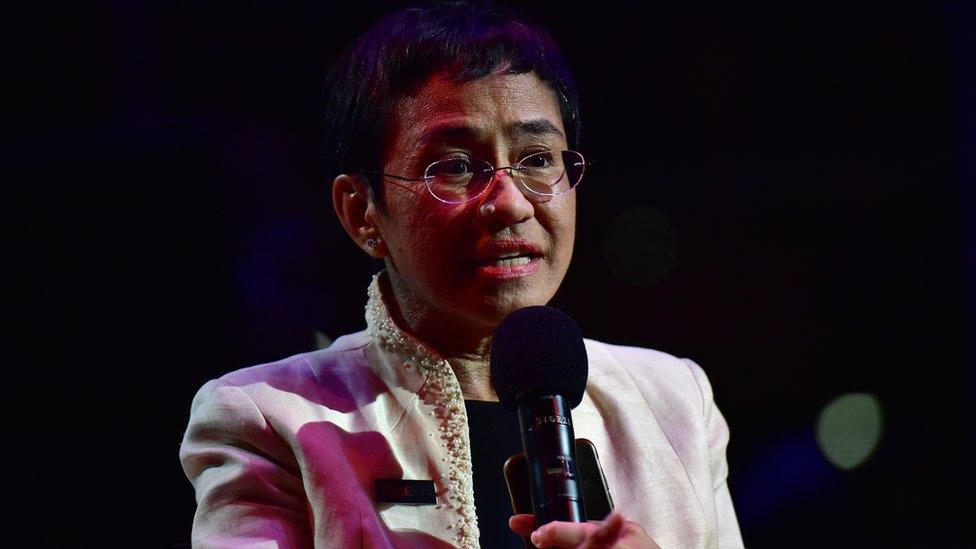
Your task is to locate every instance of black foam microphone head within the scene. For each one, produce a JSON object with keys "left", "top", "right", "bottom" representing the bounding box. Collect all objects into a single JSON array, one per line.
[{"left": 489, "top": 306, "right": 589, "bottom": 411}]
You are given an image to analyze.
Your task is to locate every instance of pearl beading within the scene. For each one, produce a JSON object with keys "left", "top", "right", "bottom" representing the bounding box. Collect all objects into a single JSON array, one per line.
[{"left": 365, "top": 272, "right": 481, "bottom": 548}]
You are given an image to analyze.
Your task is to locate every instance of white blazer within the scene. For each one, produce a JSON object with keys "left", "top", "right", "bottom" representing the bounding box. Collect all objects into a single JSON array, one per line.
[{"left": 180, "top": 278, "right": 744, "bottom": 548}]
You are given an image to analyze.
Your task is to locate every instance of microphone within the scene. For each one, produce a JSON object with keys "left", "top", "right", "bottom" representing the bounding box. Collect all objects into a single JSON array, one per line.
[{"left": 490, "top": 306, "right": 589, "bottom": 526}]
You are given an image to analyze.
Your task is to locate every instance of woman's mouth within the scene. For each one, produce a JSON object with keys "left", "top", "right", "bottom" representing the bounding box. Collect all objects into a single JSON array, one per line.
[
  {"left": 474, "top": 254, "right": 542, "bottom": 279},
  {"left": 482, "top": 252, "right": 535, "bottom": 267},
  {"left": 472, "top": 239, "right": 544, "bottom": 278}
]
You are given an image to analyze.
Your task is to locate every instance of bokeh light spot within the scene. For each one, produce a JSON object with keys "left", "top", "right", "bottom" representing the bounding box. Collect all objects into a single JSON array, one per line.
[
  {"left": 602, "top": 208, "right": 677, "bottom": 286},
  {"left": 815, "top": 392, "right": 884, "bottom": 470}
]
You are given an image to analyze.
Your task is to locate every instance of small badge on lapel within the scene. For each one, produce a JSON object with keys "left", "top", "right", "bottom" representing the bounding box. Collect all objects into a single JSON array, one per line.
[{"left": 374, "top": 479, "right": 437, "bottom": 505}]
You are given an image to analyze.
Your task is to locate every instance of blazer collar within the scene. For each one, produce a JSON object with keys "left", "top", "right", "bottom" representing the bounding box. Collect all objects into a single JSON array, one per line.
[{"left": 363, "top": 271, "right": 481, "bottom": 546}]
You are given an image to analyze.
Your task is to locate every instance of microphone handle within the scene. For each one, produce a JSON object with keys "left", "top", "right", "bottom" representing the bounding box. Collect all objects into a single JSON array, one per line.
[{"left": 517, "top": 394, "right": 587, "bottom": 525}]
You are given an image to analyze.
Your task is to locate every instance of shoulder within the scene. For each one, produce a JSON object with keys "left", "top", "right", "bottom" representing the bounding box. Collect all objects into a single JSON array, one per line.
[
  {"left": 583, "top": 337, "right": 712, "bottom": 410},
  {"left": 190, "top": 331, "right": 373, "bottom": 414},
  {"left": 584, "top": 337, "right": 703, "bottom": 384},
  {"left": 220, "top": 330, "right": 368, "bottom": 383}
]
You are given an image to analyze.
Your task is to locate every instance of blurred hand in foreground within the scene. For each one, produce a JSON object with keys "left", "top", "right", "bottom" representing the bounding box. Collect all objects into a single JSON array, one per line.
[{"left": 509, "top": 511, "right": 661, "bottom": 549}]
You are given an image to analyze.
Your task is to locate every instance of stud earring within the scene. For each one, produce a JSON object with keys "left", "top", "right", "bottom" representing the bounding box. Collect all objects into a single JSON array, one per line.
[
  {"left": 480, "top": 203, "right": 495, "bottom": 216},
  {"left": 366, "top": 238, "right": 377, "bottom": 248}
]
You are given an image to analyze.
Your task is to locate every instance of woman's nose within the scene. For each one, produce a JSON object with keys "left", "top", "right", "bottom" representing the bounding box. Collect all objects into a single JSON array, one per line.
[{"left": 477, "top": 169, "right": 535, "bottom": 229}]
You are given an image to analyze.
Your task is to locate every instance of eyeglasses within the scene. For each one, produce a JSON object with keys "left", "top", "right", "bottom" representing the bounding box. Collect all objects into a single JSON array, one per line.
[{"left": 360, "top": 150, "right": 589, "bottom": 205}]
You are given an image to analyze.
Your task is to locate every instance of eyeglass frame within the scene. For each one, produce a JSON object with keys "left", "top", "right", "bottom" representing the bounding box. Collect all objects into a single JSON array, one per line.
[{"left": 358, "top": 149, "right": 591, "bottom": 205}]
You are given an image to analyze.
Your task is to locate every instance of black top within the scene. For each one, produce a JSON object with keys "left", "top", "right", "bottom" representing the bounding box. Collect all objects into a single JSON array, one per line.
[{"left": 464, "top": 399, "right": 526, "bottom": 549}]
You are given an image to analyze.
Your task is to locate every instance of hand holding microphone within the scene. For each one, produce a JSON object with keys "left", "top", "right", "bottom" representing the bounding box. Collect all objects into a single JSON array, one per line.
[
  {"left": 491, "top": 306, "right": 660, "bottom": 548},
  {"left": 490, "top": 305, "right": 590, "bottom": 525},
  {"left": 509, "top": 511, "right": 660, "bottom": 549}
]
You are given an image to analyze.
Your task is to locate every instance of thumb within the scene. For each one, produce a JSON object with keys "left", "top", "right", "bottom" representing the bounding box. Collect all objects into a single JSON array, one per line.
[
  {"left": 580, "top": 512, "right": 626, "bottom": 548},
  {"left": 530, "top": 521, "right": 594, "bottom": 548}
]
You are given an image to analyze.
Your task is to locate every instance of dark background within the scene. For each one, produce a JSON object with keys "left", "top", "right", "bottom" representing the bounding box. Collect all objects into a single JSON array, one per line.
[{"left": 12, "top": 1, "right": 974, "bottom": 546}]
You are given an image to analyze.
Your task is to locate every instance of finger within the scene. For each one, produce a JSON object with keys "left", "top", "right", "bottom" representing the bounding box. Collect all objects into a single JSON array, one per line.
[
  {"left": 580, "top": 512, "right": 625, "bottom": 549},
  {"left": 530, "top": 520, "right": 598, "bottom": 548},
  {"left": 509, "top": 514, "right": 537, "bottom": 536}
]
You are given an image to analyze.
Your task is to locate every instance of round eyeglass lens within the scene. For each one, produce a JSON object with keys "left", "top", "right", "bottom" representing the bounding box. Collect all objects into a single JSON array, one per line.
[
  {"left": 424, "top": 157, "right": 495, "bottom": 203},
  {"left": 515, "top": 150, "right": 585, "bottom": 196}
]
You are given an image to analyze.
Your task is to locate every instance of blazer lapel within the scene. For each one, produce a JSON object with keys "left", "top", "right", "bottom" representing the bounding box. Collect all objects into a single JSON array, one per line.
[{"left": 575, "top": 341, "right": 710, "bottom": 549}]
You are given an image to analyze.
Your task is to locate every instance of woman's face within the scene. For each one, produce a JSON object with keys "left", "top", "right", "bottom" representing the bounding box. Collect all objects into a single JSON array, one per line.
[{"left": 369, "top": 71, "right": 576, "bottom": 334}]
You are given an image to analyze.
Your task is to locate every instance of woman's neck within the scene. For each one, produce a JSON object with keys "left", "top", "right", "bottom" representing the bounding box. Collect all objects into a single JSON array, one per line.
[{"left": 380, "top": 272, "right": 499, "bottom": 401}]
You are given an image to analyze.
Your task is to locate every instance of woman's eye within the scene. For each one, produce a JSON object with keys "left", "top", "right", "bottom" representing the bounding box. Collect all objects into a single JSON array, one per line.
[
  {"left": 447, "top": 159, "right": 471, "bottom": 174},
  {"left": 522, "top": 151, "right": 554, "bottom": 168},
  {"left": 430, "top": 158, "right": 472, "bottom": 177}
]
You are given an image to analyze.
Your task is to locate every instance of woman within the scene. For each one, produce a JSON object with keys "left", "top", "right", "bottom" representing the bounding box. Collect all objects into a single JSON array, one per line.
[{"left": 180, "top": 2, "right": 744, "bottom": 547}]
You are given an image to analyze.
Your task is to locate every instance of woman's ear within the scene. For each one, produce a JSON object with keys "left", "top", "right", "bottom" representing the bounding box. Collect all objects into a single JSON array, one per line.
[{"left": 332, "top": 174, "right": 386, "bottom": 257}]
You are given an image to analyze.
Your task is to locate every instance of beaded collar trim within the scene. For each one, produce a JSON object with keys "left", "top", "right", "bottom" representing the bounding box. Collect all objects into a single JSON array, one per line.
[{"left": 365, "top": 272, "right": 480, "bottom": 547}]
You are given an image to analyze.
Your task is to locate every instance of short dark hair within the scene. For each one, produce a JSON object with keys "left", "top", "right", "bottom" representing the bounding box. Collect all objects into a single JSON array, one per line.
[{"left": 323, "top": 0, "right": 581, "bottom": 209}]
